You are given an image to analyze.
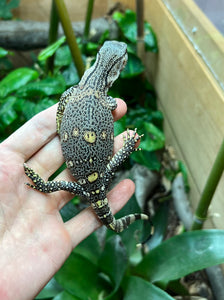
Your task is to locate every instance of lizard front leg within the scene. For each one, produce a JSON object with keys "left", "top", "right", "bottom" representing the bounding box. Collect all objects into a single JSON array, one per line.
[
  {"left": 24, "top": 164, "right": 87, "bottom": 197},
  {"left": 104, "top": 128, "right": 143, "bottom": 189},
  {"left": 106, "top": 96, "right": 117, "bottom": 111}
]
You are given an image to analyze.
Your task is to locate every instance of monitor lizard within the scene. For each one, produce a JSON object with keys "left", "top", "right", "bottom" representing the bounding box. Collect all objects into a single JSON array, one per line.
[{"left": 24, "top": 40, "right": 149, "bottom": 233}]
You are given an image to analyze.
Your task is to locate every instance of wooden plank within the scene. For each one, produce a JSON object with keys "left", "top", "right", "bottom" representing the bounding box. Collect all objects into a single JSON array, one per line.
[
  {"left": 145, "top": 0, "right": 224, "bottom": 229},
  {"left": 163, "top": 0, "right": 224, "bottom": 91},
  {"left": 14, "top": 0, "right": 135, "bottom": 22},
  {"left": 14, "top": 0, "right": 108, "bottom": 21}
]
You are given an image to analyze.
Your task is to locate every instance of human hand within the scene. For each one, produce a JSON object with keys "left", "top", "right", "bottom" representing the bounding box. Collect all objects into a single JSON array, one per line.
[{"left": 0, "top": 99, "right": 135, "bottom": 300}]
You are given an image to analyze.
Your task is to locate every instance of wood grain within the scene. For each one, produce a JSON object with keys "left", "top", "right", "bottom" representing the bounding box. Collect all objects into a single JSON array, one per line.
[
  {"left": 13, "top": 0, "right": 135, "bottom": 22},
  {"left": 145, "top": 0, "right": 224, "bottom": 230}
]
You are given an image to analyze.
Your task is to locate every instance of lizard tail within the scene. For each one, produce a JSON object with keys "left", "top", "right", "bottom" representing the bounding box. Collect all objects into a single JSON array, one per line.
[
  {"left": 107, "top": 213, "right": 149, "bottom": 233},
  {"left": 91, "top": 197, "right": 150, "bottom": 233}
]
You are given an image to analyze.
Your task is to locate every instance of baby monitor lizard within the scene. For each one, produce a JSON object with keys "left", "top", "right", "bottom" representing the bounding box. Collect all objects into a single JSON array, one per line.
[{"left": 24, "top": 41, "right": 150, "bottom": 234}]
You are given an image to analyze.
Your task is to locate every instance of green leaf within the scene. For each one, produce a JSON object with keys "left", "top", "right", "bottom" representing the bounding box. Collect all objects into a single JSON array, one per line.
[
  {"left": 55, "top": 252, "right": 105, "bottom": 300},
  {"left": 0, "top": 67, "right": 39, "bottom": 98},
  {"left": 38, "top": 36, "right": 66, "bottom": 61},
  {"left": 113, "top": 10, "right": 137, "bottom": 43},
  {"left": 140, "top": 122, "right": 165, "bottom": 151},
  {"left": 17, "top": 75, "right": 66, "bottom": 97},
  {"left": 0, "top": 0, "right": 20, "bottom": 20},
  {"left": 53, "top": 291, "right": 80, "bottom": 300},
  {"left": 123, "top": 276, "right": 175, "bottom": 300},
  {"left": 73, "top": 232, "right": 101, "bottom": 266},
  {"left": 0, "top": 96, "right": 17, "bottom": 128},
  {"left": 35, "top": 278, "right": 63, "bottom": 299},
  {"left": 114, "top": 115, "right": 126, "bottom": 137},
  {"left": 135, "top": 230, "right": 224, "bottom": 284},
  {"left": 131, "top": 150, "right": 161, "bottom": 171},
  {"left": 85, "top": 42, "right": 99, "bottom": 56},
  {"left": 149, "top": 202, "right": 169, "bottom": 250},
  {"left": 144, "top": 22, "right": 158, "bottom": 53},
  {"left": 62, "top": 62, "right": 79, "bottom": 87},
  {"left": 113, "top": 10, "right": 158, "bottom": 52},
  {"left": 0, "top": 47, "right": 9, "bottom": 58},
  {"left": 19, "top": 98, "right": 56, "bottom": 120},
  {"left": 99, "top": 235, "right": 128, "bottom": 298},
  {"left": 55, "top": 45, "right": 72, "bottom": 67},
  {"left": 121, "top": 53, "right": 145, "bottom": 78}
]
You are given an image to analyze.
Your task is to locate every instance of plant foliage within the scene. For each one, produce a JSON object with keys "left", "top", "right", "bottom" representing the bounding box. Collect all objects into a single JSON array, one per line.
[{"left": 0, "top": 0, "right": 20, "bottom": 20}]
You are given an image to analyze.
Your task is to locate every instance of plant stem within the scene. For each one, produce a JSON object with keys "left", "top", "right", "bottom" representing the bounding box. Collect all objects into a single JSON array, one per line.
[
  {"left": 46, "top": 0, "right": 59, "bottom": 74},
  {"left": 54, "top": 0, "right": 85, "bottom": 78},
  {"left": 83, "top": 0, "right": 95, "bottom": 43},
  {"left": 191, "top": 138, "right": 224, "bottom": 230},
  {"left": 136, "top": 0, "right": 145, "bottom": 61}
]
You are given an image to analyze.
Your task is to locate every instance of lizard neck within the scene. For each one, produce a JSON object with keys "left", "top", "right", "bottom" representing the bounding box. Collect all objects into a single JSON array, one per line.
[{"left": 79, "top": 64, "right": 117, "bottom": 93}]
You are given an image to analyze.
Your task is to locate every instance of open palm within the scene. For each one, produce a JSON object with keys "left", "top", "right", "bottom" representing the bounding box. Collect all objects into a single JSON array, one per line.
[{"left": 0, "top": 99, "right": 135, "bottom": 300}]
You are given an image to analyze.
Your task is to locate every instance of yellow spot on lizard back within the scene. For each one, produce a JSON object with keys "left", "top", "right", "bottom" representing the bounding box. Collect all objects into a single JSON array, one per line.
[
  {"left": 84, "top": 131, "right": 96, "bottom": 143},
  {"left": 72, "top": 128, "right": 79, "bottom": 137},
  {"left": 88, "top": 172, "right": 98, "bottom": 183}
]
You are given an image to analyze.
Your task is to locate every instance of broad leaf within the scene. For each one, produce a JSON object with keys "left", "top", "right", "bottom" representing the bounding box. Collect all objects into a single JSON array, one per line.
[
  {"left": 99, "top": 235, "right": 128, "bottom": 298},
  {"left": 17, "top": 75, "right": 66, "bottom": 97},
  {"left": 35, "top": 278, "right": 62, "bottom": 299},
  {"left": 113, "top": 10, "right": 158, "bottom": 52},
  {"left": 55, "top": 252, "right": 105, "bottom": 300},
  {"left": 53, "top": 291, "right": 80, "bottom": 300},
  {"left": 114, "top": 115, "right": 126, "bottom": 137},
  {"left": 148, "top": 202, "right": 169, "bottom": 250},
  {"left": 140, "top": 122, "right": 165, "bottom": 152},
  {"left": 123, "top": 276, "right": 175, "bottom": 300},
  {"left": 121, "top": 53, "right": 145, "bottom": 78},
  {"left": 62, "top": 62, "right": 79, "bottom": 87},
  {"left": 0, "top": 47, "right": 10, "bottom": 58},
  {"left": 113, "top": 10, "right": 137, "bottom": 43},
  {"left": 19, "top": 98, "right": 56, "bottom": 120},
  {"left": 131, "top": 150, "right": 161, "bottom": 171},
  {"left": 0, "top": 96, "right": 17, "bottom": 128},
  {"left": 144, "top": 22, "right": 158, "bottom": 52},
  {"left": 73, "top": 232, "right": 101, "bottom": 266},
  {"left": 38, "top": 36, "right": 66, "bottom": 61},
  {"left": 55, "top": 45, "right": 72, "bottom": 67},
  {"left": 0, "top": 67, "right": 39, "bottom": 98},
  {"left": 135, "top": 230, "right": 224, "bottom": 284},
  {"left": 0, "top": 0, "right": 20, "bottom": 20}
]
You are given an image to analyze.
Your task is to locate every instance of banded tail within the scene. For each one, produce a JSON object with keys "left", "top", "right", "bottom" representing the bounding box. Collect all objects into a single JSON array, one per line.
[
  {"left": 107, "top": 213, "right": 149, "bottom": 233},
  {"left": 91, "top": 197, "right": 150, "bottom": 233}
]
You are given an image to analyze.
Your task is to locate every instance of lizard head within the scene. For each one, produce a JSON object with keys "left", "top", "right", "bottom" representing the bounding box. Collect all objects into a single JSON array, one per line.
[
  {"left": 79, "top": 41, "right": 128, "bottom": 91},
  {"left": 97, "top": 41, "right": 128, "bottom": 89}
]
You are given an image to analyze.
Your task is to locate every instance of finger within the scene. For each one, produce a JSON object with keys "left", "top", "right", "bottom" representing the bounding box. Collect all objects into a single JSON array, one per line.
[
  {"left": 65, "top": 178, "right": 135, "bottom": 248},
  {"left": 112, "top": 98, "right": 127, "bottom": 121},
  {"left": 24, "top": 135, "right": 64, "bottom": 179},
  {"left": 2, "top": 104, "right": 57, "bottom": 162},
  {"left": 114, "top": 130, "right": 142, "bottom": 153}
]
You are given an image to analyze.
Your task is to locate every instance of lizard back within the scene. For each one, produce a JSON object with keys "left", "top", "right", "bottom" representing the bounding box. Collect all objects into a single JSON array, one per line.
[{"left": 60, "top": 91, "right": 114, "bottom": 185}]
